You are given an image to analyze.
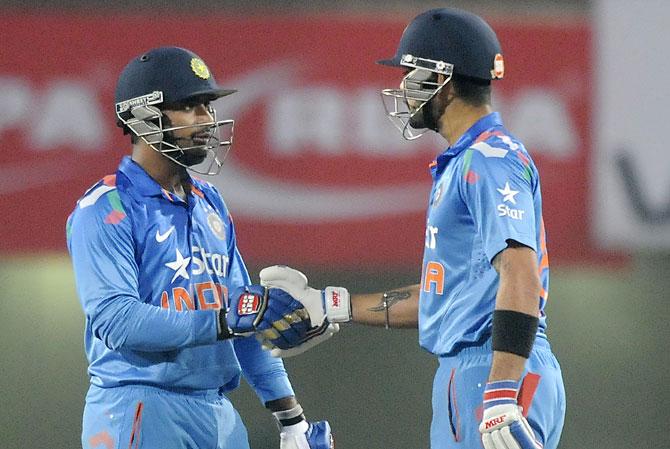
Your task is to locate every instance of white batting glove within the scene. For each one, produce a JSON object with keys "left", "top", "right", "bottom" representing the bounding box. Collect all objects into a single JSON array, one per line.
[
  {"left": 479, "top": 380, "right": 543, "bottom": 449},
  {"left": 274, "top": 406, "right": 334, "bottom": 449},
  {"left": 260, "top": 265, "right": 351, "bottom": 326}
]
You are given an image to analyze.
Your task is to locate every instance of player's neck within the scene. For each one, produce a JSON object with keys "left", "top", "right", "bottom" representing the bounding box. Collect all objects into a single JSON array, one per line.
[
  {"left": 132, "top": 145, "right": 190, "bottom": 197},
  {"left": 438, "top": 102, "right": 492, "bottom": 145}
]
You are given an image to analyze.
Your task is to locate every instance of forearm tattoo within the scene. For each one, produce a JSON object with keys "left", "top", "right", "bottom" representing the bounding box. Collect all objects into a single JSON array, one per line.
[{"left": 368, "top": 290, "right": 412, "bottom": 329}]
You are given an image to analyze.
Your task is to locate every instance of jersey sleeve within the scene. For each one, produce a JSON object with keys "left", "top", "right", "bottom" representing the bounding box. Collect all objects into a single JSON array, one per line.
[
  {"left": 459, "top": 148, "right": 538, "bottom": 262},
  {"left": 67, "top": 188, "right": 218, "bottom": 352},
  {"left": 223, "top": 210, "right": 295, "bottom": 404}
]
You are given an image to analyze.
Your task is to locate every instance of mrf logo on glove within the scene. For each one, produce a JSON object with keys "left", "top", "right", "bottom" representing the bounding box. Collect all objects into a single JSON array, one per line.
[
  {"left": 238, "top": 292, "right": 262, "bottom": 315},
  {"left": 219, "top": 285, "right": 270, "bottom": 339},
  {"left": 484, "top": 415, "right": 507, "bottom": 430}
]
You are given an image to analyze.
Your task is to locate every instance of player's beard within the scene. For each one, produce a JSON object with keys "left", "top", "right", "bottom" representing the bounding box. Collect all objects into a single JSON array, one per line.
[
  {"left": 408, "top": 94, "right": 448, "bottom": 133},
  {"left": 165, "top": 131, "right": 213, "bottom": 167}
]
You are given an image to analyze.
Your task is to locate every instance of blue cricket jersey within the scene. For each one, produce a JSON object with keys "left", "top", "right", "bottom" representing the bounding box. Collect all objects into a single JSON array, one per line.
[
  {"left": 66, "top": 156, "right": 293, "bottom": 403},
  {"left": 419, "top": 112, "right": 549, "bottom": 356}
]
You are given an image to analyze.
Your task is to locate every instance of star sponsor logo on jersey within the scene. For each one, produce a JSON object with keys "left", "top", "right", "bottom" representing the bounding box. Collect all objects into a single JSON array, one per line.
[
  {"left": 207, "top": 213, "right": 226, "bottom": 240},
  {"left": 497, "top": 182, "right": 519, "bottom": 204},
  {"left": 165, "top": 248, "right": 191, "bottom": 283},
  {"left": 496, "top": 181, "right": 525, "bottom": 220},
  {"left": 191, "top": 246, "right": 230, "bottom": 277},
  {"left": 165, "top": 246, "right": 229, "bottom": 284}
]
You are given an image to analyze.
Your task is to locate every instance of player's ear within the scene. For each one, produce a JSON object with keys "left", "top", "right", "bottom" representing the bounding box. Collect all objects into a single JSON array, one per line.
[{"left": 437, "top": 76, "right": 453, "bottom": 99}]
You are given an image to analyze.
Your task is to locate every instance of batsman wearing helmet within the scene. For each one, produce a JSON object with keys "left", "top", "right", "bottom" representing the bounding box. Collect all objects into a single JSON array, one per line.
[
  {"left": 251, "top": 8, "right": 566, "bottom": 449},
  {"left": 66, "top": 47, "right": 333, "bottom": 449}
]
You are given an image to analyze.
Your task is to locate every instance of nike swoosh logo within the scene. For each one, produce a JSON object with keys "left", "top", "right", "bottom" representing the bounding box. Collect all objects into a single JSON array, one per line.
[{"left": 155, "top": 226, "right": 175, "bottom": 243}]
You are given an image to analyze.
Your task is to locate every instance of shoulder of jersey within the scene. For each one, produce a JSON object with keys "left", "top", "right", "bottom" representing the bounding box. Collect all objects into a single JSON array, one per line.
[
  {"left": 75, "top": 174, "right": 128, "bottom": 224},
  {"left": 467, "top": 130, "right": 525, "bottom": 161},
  {"left": 462, "top": 130, "right": 535, "bottom": 185}
]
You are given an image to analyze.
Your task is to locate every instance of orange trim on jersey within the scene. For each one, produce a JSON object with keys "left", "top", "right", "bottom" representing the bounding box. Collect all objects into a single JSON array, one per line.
[
  {"left": 429, "top": 160, "right": 438, "bottom": 169},
  {"left": 517, "top": 151, "right": 530, "bottom": 165},
  {"left": 474, "top": 130, "right": 504, "bottom": 143},
  {"left": 191, "top": 185, "right": 205, "bottom": 198},
  {"left": 538, "top": 219, "right": 549, "bottom": 272},
  {"left": 102, "top": 174, "right": 116, "bottom": 187},
  {"left": 127, "top": 401, "right": 144, "bottom": 449},
  {"left": 538, "top": 219, "right": 549, "bottom": 301},
  {"left": 161, "top": 188, "right": 174, "bottom": 202},
  {"left": 518, "top": 373, "right": 541, "bottom": 418}
]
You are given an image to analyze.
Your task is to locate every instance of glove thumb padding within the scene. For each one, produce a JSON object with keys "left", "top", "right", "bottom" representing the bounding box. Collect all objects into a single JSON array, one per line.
[
  {"left": 260, "top": 265, "right": 309, "bottom": 290},
  {"left": 260, "top": 265, "right": 327, "bottom": 327}
]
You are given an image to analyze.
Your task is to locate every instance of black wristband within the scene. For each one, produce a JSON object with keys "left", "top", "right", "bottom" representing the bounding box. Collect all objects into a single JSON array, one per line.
[
  {"left": 272, "top": 404, "right": 306, "bottom": 428},
  {"left": 217, "top": 310, "right": 233, "bottom": 340},
  {"left": 491, "top": 309, "right": 539, "bottom": 358}
]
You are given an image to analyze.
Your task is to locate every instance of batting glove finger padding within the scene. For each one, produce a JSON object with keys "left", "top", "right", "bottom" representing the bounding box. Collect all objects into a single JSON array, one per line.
[
  {"left": 256, "top": 292, "right": 313, "bottom": 349},
  {"left": 264, "top": 323, "right": 340, "bottom": 358},
  {"left": 279, "top": 420, "right": 333, "bottom": 449}
]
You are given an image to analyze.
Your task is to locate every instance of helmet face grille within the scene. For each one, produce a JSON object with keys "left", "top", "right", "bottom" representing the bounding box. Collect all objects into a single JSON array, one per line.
[
  {"left": 115, "top": 93, "right": 235, "bottom": 175},
  {"left": 380, "top": 56, "right": 452, "bottom": 140}
]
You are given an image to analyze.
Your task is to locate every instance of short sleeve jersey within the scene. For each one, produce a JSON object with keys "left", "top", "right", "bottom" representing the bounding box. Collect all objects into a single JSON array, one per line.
[
  {"left": 419, "top": 113, "right": 549, "bottom": 356},
  {"left": 66, "top": 156, "right": 293, "bottom": 402}
]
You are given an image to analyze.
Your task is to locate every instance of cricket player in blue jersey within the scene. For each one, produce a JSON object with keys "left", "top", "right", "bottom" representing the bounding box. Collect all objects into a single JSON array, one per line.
[
  {"left": 251, "top": 8, "right": 566, "bottom": 449},
  {"left": 66, "top": 46, "right": 333, "bottom": 449}
]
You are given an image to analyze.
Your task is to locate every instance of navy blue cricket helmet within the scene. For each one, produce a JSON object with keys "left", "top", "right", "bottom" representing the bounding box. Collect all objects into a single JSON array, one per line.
[
  {"left": 114, "top": 47, "right": 236, "bottom": 175},
  {"left": 378, "top": 8, "right": 504, "bottom": 81},
  {"left": 115, "top": 46, "right": 236, "bottom": 107},
  {"left": 379, "top": 8, "right": 504, "bottom": 140}
]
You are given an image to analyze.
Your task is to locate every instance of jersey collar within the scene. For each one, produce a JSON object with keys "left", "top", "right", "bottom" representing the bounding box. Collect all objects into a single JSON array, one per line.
[
  {"left": 430, "top": 112, "right": 503, "bottom": 178},
  {"left": 117, "top": 156, "right": 196, "bottom": 203}
]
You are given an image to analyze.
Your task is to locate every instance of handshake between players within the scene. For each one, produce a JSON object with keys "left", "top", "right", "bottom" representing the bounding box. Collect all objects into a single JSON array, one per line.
[{"left": 222, "top": 266, "right": 349, "bottom": 357}]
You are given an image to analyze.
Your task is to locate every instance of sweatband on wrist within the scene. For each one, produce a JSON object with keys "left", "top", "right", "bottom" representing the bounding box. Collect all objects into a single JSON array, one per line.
[
  {"left": 216, "top": 310, "right": 233, "bottom": 340},
  {"left": 272, "top": 404, "right": 305, "bottom": 427},
  {"left": 491, "top": 309, "right": 539, "bottom": 358}
]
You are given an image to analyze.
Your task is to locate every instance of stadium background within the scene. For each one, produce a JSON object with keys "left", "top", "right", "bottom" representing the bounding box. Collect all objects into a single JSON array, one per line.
[{"left": 1, "top": 1, "right": 668, "bottom": 448}]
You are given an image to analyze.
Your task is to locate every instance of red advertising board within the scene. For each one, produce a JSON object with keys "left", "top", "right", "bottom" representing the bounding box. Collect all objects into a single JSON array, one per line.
[{"left": 0, "top": 14, "right": 615, "bottom": 267}]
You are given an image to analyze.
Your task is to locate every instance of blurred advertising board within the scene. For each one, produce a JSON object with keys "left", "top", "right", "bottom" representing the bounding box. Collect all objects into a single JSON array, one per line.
[
  {"left": 0, "top": 14, "right": 616, "bottom": 267},
  {"left": 594, "top": 0, "right": 670, "bottom": 250}
]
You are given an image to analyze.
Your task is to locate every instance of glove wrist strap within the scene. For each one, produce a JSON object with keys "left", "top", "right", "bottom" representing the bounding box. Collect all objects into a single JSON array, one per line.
[
  {"left": 323, "top": 287, "right": 351, "bottom": 323},
  {"left": 273, "top": 404, "right": 306, "bottom": 428},
  {"left": 483, "top": 379, "right": 521, "bottom": 409},
  {"left": 216, "top": 310, "right": 233, "bottom": 340}
]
